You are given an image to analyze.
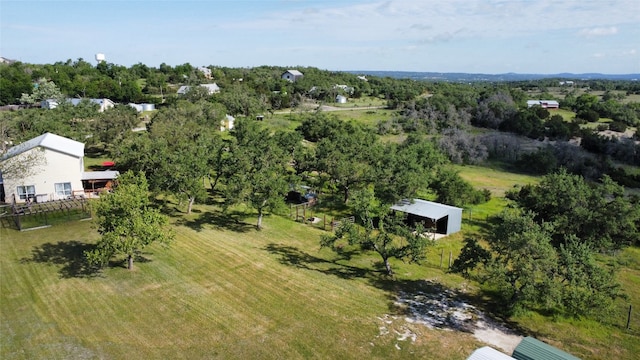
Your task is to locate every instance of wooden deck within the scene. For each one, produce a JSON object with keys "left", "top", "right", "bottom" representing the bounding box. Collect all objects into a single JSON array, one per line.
[{"left": 1, "top": 196, "right": 91, "bottom": 230}]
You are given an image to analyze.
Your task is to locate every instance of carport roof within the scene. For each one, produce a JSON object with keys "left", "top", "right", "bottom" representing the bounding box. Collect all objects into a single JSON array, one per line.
[{"left": 390, "top": 199, "right": 462, "bottom": 220}]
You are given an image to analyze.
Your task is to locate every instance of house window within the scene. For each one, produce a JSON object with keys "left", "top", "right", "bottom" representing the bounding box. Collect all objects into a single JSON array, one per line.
[
  {"left": 55, "top": 182, "right": 72, "bottom": 197},
  {"left": 17, "top": 185, "right": 36, "bottom": 200}
]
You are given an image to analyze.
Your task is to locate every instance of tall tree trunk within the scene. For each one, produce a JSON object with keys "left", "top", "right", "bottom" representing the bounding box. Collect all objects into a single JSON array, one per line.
[
  {"left": 257, "top": 208, "right": 263, "bottom": 230},
  {"left": 343, "top": 186, "right": 349, "bottom": 204},
  {"left": 187, "top": 196, "right": 195, "bottom": 214},
  {"left": 384, "top": 257, "right": 393, "bottom": 275},
  {"left": 127, "top": 254, "right": 134, "bottom": 270}
]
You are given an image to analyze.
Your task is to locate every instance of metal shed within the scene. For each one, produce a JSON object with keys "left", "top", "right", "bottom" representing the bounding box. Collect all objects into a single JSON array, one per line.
[
  {"left": 512, "top": 337, "right": 580, "bottom": 360},
  {"left": 390, "top": 199, "right": 462, "bottom": 236},
  {"left": 467, "top": 347, "right": 516, "bottom": 360}
]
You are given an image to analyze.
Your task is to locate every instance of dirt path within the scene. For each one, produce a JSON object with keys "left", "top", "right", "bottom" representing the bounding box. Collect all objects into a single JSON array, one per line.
[{"left": 379, "top": 280, "right": 523, "bottom": 354}]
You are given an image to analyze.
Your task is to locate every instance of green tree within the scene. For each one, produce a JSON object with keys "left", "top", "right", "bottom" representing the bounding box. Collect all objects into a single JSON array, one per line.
[
  {"left": 453, "top": 204, "right": 623, "bottom": 317},
  {"left": 116, "top": 102, "right": 224, "bottom": 214},
  {"left": 19, "top": 78, "right": 65, "bottom": 105},
  {"left": 224, "top": 120, "right": 292, "bottom": 229},
  {"left": 86, "top": 171, "right": 173, "bottom": 270},
  {"left": 374, "top": 136, "right": 446, "bottom": 204},
  {"left": 321, "top": 188, "right": 432, "bottom": 275},
  {"left": 510, "top": 169, "right": 639, "bottom": 250},
  {"left": 0, "top": 62, "right": 33, "bottom": 105},
  {"left": 315, "top": 122, "right": 378, "bottom": 203}
]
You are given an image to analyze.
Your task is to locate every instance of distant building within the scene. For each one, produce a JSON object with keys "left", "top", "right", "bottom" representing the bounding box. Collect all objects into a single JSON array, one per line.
[
  {"left": 177, "top": 83, "right": 220, "bottom": 95},
  {"left": 559, "top": 81, "right": 574, "bottom": 86},
  {"left": 41, "top": 98, "right": 115, "bottom": 112},
  {"left": 128, "top": 103, "right": 156, "bottom": 112},
  {"left": 336, "top": 95, "right": 347, "bottom": 104},
  {"left": 0, "top": 56, "right": 16, "bottom": 64},
  {"left": 334, "top": 84, "right": 354, "bottom": 94},
  {"left": 526, "top": 100, "right": 559, "bottom": 109},
  {"left": 198, "top": 66, "right": 212, "bottom": 79},
  {"left": 282, "top": 70, "right": 304, "bottom": 82},
  {"left": 220, "top": 114, "right": 235, "bottom": 131}
]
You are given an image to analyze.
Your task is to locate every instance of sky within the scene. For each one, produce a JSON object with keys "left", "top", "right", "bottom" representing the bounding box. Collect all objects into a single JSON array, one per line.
[{"left": 1, "top": 0, "right": 639, "bottom": 74}]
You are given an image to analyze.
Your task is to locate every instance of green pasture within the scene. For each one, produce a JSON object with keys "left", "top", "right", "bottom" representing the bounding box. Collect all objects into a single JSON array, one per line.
[
  {"left": 454, "top": 164, "right": 540, "bottom": 197},
  {"left": 1, "top": 205, "right": 484, "bottom": 360},
  {"left": 1, "top": 164, "right": 638, "bottom": 359},
  {"left": 549, "top": 108, "right": 575, "bottom": 121}
]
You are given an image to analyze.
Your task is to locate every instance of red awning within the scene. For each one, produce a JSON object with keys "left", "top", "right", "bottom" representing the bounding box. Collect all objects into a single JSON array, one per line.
[{"left": 102, "top": 161, "right": 115, "bottom": 167}]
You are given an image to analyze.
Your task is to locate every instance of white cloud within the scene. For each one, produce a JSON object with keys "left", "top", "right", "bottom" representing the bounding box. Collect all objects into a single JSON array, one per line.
[{"left": 579, "top": 26, "right": 619, "bottom": 37}]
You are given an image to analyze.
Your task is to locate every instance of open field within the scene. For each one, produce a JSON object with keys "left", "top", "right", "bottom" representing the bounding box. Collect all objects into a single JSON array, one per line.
[
  {"left": 0, "top": 207, "right": 486, "bottom": 360},
  {"left": 1, "top": 164, "right": 638, "bottom": 359},
  {"left": 454, "top": 164, "right": 540, "bottom": 197}
]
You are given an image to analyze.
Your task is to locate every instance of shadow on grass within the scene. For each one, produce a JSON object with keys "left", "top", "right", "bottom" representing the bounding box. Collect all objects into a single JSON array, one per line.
[
  {"left": 264, "top": 243, "right": 373, "bottom": 280},
  {"left": 175, "top": 210, "right": 254, "bottom": 233},
  {"left": 21, "top": 240, "right": 101, "bottom": 278}
]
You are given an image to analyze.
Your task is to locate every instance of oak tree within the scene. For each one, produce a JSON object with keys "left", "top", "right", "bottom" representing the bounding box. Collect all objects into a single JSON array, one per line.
[{"left": 86, "top": 171, "right": 173, "bottom": 270}]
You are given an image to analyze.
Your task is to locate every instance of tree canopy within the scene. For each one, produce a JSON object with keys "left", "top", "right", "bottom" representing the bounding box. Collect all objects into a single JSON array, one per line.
[
  {"left": 85, "top": 171, "right": 173, "bottom": 270},
  {"left": 321, "top": 188, "right": 432, "bottom": 275}
]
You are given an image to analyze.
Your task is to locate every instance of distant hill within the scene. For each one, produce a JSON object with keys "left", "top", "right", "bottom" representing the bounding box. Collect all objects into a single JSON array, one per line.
[{"left": 347, "top": 71, "right": 640, "bottom": 82}]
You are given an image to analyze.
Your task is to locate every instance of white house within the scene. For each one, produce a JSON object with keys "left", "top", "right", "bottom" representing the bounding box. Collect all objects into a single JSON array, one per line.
[
  {"left": 198, "top": 66, "right": 212, "bottom": 79},
  {"left": 336, "top": 95, "right": 347, "bottom": 104},
  {"left": 128, "top": 103, "right": 156, "bottom": 112},
  {"left": 220, "top": 114, "right": 235, "bottom": 131},
  {"left": 177, "top": 83, "right": 220, "bottom": 95},
  {"left": 0, "top": 133, "right": 118, "bottom": 204},
  {"left": 41, "top": 98, "right": 115, "bottom": 112},
  {"left": 526, "top": 100, "right": 559, "bottom": 109},
  {"left": 282, "top": 70, "right": 304, "bottom": 82}
]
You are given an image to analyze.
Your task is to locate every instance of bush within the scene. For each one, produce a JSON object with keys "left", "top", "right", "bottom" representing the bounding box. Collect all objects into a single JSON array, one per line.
[{"left": 609, "top": 121, "right": 627, "bottom": 132}]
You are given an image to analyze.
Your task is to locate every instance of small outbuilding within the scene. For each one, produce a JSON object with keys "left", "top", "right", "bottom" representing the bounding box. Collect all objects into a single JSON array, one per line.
[
  {"left": 390, "top": 199, "right": 462, "bottom": 236},
  {"left": 512, "top": 337, "right": 580, "bottom": 360},
  {"left": 467, "top": 347, "right": 515, "bottom": 360}
]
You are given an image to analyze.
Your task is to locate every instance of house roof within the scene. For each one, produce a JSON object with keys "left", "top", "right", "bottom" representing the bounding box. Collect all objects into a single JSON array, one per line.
[
  {"left": 512, "top": 337, "right": 580, "bottom": 360},
  {"left": 200, "top": 83, "right": 220, "bottom": 93},
  {"left": 82, "top": 170, "right": 119, "bottom": 181},
  {"left": 467, "top": 347, "right": 515, "bottom": 360},
  {"left": 284, "top": 70, "right": 303, "bottom": 76},
  {"left": 1, "top": 132, "right": 84, "bottom": 160},
  {"left": 527, "top": 100, "right": 559, "bottom": 107},
  {"left": 390, "top": 199, "right": 462, "bottom": 220},
  {"left": 177, "top": 83, "right": 220, "bottom": 94}
]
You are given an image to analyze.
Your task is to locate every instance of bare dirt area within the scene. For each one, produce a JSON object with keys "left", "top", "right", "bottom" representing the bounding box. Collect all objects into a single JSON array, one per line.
[{"left": 376, "top": 280, "right": 522, "bottom": 354}]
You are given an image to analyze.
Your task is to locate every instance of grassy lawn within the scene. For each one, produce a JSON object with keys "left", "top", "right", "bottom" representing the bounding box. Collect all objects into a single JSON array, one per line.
[
  {"left": 0, "top": 205, "right": 485, "bottom": 360},
  {"left": 454, "top": 163, "right": 540, "bottom": 197},
  {"left": 549, "top": 108, "right": 575, "bottom": 121},
  {"left": 1, "top": 164, "right": 638, "bottom": 359}
]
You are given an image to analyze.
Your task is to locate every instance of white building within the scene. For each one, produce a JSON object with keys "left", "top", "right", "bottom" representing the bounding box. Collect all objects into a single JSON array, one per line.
[
  {"left": 390, "top": 199, "right": 463, "bottom": 236},
  {"left": 526, "top": 100, "right": 559, "bottom": 109},
  {"left": 282, "top": 70, "right": 304, "bottom": 82},
  {"left": 0, "top": 133, "right": 117, "bottom": 203},
  {"left": 41, "top": 98, "right": 115, "bottom": 112},
  {"left": 177, "top": 83, "right": 220, "bottom": 95}
]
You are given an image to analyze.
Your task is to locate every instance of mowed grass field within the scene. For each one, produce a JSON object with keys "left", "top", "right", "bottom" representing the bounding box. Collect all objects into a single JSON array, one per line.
[
  {"left": 1, "top": 205, "right": 484, "bottom": 360},
  {"left": 2, "top": 164, "right": 639, "bottom": 359}
]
